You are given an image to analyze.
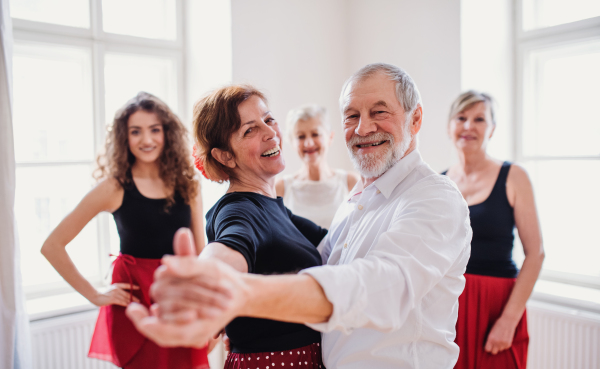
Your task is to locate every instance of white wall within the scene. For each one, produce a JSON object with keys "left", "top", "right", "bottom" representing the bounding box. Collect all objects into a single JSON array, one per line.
[{"left": 230, "top": 0, "right": 462, "bottom": 174}]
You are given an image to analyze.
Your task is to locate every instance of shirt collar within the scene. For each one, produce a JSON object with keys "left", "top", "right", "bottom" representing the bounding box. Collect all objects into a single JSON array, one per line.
[
  {"left": 347, "top": 150, "right": 423, "bottom": 201},
  {"left": 373, "top": 149, "right": 422, "bottom": 199}
]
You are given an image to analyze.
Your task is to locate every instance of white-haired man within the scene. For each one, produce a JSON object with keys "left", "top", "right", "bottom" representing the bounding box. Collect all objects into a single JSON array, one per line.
[{"left": 128, "top": 63, "right": 472, "bottom": 369}]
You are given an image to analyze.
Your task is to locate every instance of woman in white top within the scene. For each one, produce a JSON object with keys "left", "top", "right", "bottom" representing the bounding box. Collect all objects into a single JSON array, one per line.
[{"left": 275, "top": 104, "right": 359, "bottom": 228}]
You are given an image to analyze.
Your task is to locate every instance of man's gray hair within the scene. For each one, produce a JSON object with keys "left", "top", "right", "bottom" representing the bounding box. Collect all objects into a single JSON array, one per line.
[
  {"left": 286, "top": 104, "right": 330, "bottom": 137},
  {"left": 339, "top": 63, "right": 422, "bottom": 116}
]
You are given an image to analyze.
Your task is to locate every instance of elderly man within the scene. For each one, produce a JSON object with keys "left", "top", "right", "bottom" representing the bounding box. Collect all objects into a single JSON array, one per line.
[{"left": 128, "top": 63, "right": 471, "bottom": 369}]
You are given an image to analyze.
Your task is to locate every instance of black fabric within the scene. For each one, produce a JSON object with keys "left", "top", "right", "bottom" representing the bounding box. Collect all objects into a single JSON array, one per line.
[
  {"left": 113, "top": 182, "right": 191, "bottom": 259},
  {"left": 442, "top": 162, "right": 518, "bottom": 278},
  {"left": 205, "top": 192, "right": 327, "bottom": 354}
]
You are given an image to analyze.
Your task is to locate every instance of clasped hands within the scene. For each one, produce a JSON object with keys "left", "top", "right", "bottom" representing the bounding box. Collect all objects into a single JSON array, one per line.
[{"left": 126, "top": 228, "right": 249, "bottom": 348}]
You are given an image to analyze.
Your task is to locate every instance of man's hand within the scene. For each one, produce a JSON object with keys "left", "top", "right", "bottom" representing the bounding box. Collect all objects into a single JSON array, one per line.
[{"left": 126, "top": 228, "right": 250, "bottom": 347}]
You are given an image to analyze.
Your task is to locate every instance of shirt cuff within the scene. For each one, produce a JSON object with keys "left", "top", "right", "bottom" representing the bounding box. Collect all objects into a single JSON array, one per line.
[{"left": 300, "top": 264, "right": 367, "bottom": 334}]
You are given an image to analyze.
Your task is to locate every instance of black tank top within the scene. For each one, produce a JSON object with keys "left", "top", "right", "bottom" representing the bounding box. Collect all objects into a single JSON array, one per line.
[
  {"left": 113, "top": 181, "right": 191, "bottom": 259},
  {"left": 442, "top": 162, "right": 518, "bottom": 278}
]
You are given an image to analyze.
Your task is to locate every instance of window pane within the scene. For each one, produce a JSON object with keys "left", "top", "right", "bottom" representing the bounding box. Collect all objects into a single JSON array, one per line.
[
  {"left": 10, "top": 0, "right": 90, "bottom": 28},
  {"left": 16, "top": 165, "right": 100, "bottom": 289},
  {"left": 523, "top": 0, "right": 600, "bottom": 30},
  {"left": 523, "top": 160, "right": 600, "bottom": 278},
  {"left": 102, "top": 0, "right": 177, "bottom": 40},
  {"left": 13, "top": 42, "right": 94, "bottom": 163},
  {"left": 522, "top": 40, "right": 600, "bottom": 157},
  {"left": 104, "top": 52, "right": 178, "bottom": 124}
]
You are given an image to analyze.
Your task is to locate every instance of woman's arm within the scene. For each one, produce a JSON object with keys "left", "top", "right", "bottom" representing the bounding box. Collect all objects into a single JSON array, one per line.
[
  {"left": 190, "top": 181, "right": 206, "bottom": 255},
  {"left": 485, "top": 164, "right": 545, "bottom": 354},
  {"left": 199, "top": 242, "right": 248, "bottom": 273},
  {"left": 40, "top": 178, "right": 136, "bottom": 307}
]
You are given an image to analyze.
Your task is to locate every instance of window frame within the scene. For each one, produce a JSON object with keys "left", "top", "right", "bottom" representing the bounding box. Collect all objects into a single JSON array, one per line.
[
  {"left": 12, "top": 0, "right": 188, "bottom": 300},
  {"left": 515, "top": 2, "right": 600, "bottom": 289}
]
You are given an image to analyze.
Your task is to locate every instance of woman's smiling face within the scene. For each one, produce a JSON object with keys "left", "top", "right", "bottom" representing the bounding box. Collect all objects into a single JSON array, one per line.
[
  {"left": 292, "top": 117, "right": 333, "bottom": 166},
  {"left": 449, "top": 101, "right": 495, "bottom": 153},
  {"left": 228, "top": 95, "right": 285, "bottom": 181},
  {"left": 127, "top": 110, "right": 164, "bottom": 164}
]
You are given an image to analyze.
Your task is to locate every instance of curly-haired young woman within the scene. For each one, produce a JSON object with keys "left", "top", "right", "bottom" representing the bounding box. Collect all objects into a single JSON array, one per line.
[{"left": 41, "top": 92, "right": 209, "bottom": 369}]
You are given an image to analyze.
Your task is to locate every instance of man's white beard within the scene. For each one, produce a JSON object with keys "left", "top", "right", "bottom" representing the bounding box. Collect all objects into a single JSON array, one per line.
[{"left": 346, "top": 122, "right": 412, "bottom": 179}]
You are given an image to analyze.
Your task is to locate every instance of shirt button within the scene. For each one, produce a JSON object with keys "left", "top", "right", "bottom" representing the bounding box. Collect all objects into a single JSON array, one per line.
[
  {"left": 376, "top": 190, "right": 381, "bottom": 194},
  {"left": 358, "top": 205, "right": 363, "bottom": 210},
  {"left": 344, "top": 243, "right": 348, "bottom": 249}
]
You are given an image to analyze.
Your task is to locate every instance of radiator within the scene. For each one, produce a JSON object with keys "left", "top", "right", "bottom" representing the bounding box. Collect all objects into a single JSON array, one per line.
[
  {"left": 31, "top": 302, "right": 599, "bottom": 369},
  {"left": 30, "top": 309, "right": 226, "bottom": 369},
  {"left": 30, "top": 309, "right": 114, "bottom": 369},
  {"left": 527, "top": 301, "right": 600, "bottom": 369}
]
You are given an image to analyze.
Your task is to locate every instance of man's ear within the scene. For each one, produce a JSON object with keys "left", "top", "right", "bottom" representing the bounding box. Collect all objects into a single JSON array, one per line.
[
  {"left": 410, "top": 105, "right": 423, "bottom": 135},
  {"left": 211, "top": 148, "right": 236, "bottom": 169}
]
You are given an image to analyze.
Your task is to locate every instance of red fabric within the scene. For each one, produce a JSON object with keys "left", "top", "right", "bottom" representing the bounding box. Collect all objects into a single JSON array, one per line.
[
  {"left": 88, "top": 254, "right": 209, "bottom": 369},
  {"left": 454, "top": 273, "right": 529, "bottom": 369},
  {"left": 224, "top": 342, "right": 324, "bottom": 369}
]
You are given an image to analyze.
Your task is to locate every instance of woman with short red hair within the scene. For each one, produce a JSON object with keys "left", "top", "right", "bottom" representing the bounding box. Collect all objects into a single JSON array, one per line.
[{"left": 191, "top": 85, "right": 327, "bottom": 369}]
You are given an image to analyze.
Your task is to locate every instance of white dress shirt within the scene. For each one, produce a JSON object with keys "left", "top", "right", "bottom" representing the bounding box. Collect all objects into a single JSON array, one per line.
[{"left": 301, "top": 150, "right": 471, "bottom": 369}]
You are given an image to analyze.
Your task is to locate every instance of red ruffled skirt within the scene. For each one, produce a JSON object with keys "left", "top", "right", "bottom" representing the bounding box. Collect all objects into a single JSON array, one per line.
[
  {"left": 224, "top": 342, "right": 323, "bottom": 369},
  {"left": 454, "top": 273, "right": 529, "bottom": 369},
  {"left": 88, "top": 254, "right": 209, "bottom": 369}
]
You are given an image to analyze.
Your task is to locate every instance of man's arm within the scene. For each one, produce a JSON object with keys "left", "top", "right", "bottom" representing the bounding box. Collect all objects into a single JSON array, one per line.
[{"left": 242, "top": 273, "right": 332, "bottom": 323}]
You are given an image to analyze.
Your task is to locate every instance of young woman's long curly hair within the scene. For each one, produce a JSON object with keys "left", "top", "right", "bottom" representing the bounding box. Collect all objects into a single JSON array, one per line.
[{"left": 95, "top": 92, "right": 197, "bottom": 210}]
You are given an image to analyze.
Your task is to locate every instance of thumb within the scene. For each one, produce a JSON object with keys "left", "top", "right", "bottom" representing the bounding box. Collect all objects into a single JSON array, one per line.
[{"left": 173, "top": 228, "right": 196, "bottom": 256}]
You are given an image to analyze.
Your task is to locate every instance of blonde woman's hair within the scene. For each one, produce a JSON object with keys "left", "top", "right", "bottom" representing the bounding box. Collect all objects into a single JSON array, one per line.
[
  {"left": 448, "top": 90, "right": 496, "bottom": 125},
  {"left": 286, "top": 104, "right": 330, "bottom": 140}
]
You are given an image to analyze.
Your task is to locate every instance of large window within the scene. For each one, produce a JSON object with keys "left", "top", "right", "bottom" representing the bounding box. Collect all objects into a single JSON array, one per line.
[
  {"left": 11, "top": 0, "right": 185, "bottom": 299},
  {"left": 517, "top": 1, "right": 600, "bottom": 288}
]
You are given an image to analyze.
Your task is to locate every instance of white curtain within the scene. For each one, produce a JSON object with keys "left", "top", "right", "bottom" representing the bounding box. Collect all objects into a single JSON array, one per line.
[{"left": 0, "top": 1, "right": 32, "bottom": 368}]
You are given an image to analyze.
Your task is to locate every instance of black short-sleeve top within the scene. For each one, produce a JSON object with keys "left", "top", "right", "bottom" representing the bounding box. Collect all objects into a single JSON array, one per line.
[
  {"left": 206, "top": 192, "right": 327, "bottom": 354},
  {"left": 113, "top": 182, "right": 191, "bottom": 259}
]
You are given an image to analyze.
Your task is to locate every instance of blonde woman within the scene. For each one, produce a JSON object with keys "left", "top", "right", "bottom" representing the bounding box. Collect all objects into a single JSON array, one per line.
[
  {"left": 276, "top": 104, "right": 359, "bottom": 228},
  {"left": 443, "top": 91, "right": 544, "bottom": 369}
]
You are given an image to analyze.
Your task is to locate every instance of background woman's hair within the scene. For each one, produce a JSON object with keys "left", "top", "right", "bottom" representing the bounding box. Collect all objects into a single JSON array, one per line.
[
  {"left": 285, "top": 104, "right": 330, "bottom": 141},
  {"left": 192, "top": 84, "right": 267, "bottom": 183},
  {"left": 95, "top": 91, "right": 197, "bottom": 210},
  {"left": 448, "top": 90, "right": 496, "bottom": 125}
]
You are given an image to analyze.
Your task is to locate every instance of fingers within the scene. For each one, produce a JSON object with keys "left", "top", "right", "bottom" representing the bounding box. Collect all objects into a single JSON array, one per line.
[
  {"left": 160, "top": 309, "right": 198, "bottom": 324},
  {"left": 173, "top": 228, "right": 196, "bottom": 257},
  {"left": 126, "top": 303, "right": 213, "bottom": 348},
  {"left": 160, "top": 255, "right": 212, "bottom": 280},
  {"left": 113, "top": 283, "right": 140, "bottom": 290},
  {"left": 151, "top": 278, "right": 232, "bottom": 311},
  {"left": 109, "top": 286, "right": 140, "bottom": 306},
  {"left": 222, "top": 333, "right": 231, "bottom": 352},
  {"left": 484, "top": 339, "right": 508, "bottom": 355}
]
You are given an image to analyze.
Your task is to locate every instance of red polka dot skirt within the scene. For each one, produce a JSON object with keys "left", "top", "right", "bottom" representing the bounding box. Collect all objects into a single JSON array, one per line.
[{"left": 224, "top": 342, "right": 324, "bottom": 369}]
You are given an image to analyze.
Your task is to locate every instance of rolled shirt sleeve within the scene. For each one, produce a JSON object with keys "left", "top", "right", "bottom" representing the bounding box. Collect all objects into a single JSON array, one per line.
[{"left": 302, "top": 177, "right": 471, "bottom": 334}]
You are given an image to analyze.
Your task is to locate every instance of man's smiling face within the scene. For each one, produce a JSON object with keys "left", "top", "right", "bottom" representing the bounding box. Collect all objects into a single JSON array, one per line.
[{"left": 341, "top": 72, "right": 413, "bottom": 179}]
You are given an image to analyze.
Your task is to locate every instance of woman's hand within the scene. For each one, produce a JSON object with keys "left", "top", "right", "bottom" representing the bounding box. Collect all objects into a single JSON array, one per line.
[
  {"left": 90, "top": 283, "right": 140, "bottom": 307},
  {"left": 206, "top": 330, "right": 225, "bottom": 354},
  {"left": 484, "top": 316, "right": 518, "bottom": 355}
]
